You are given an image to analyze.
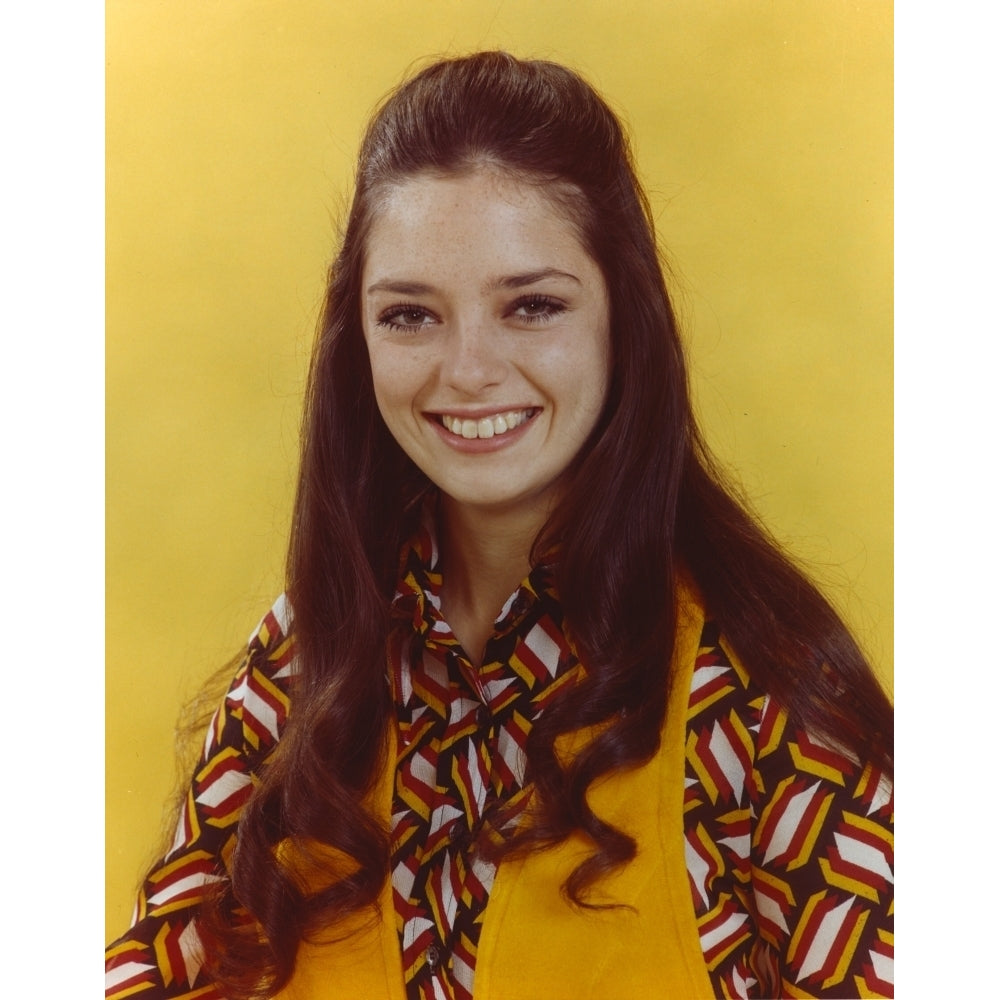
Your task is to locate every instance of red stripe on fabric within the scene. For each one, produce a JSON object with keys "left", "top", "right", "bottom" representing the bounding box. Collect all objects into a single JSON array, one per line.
[{"left": 693, "top": 725, "right": 732, "bottom": 800}]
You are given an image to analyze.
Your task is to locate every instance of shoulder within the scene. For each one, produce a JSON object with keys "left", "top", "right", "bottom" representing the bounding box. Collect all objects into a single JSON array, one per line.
[
  {"left": 684, "top": 621, "right": 893, "bottom": 845},
  {"left": 682, "top": 625, "right": 894, "bottom": 998},
  {"left": 683, "top": 622, "right": 762, "bottom": 833},
  {"left": 244, "top": 592, "right": 295, "bottom": 673},
  {"left": 224, "top": 594, "right": 297, "bottom": 750},
  {"left": 105, "top": 596, "right": 298, "bottom": 998}
]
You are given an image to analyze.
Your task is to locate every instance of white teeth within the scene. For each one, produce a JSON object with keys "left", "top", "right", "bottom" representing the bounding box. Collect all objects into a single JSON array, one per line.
[{"left": 441, "top": 410, "right": 532, "bottom": 439}]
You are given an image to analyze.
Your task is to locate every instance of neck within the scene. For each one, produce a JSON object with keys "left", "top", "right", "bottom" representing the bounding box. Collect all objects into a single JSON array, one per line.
[{"left": 437, "top": 497, "right": 549, "bottom": 665}]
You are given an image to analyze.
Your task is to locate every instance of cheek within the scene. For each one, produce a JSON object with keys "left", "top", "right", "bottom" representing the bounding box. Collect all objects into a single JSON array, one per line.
[
  {"left": 574, "top": 333, "right": 612, "bottom": 435},
  {"left": 366, "top": 345, "right": 428, "bottom": 420},
  {"left": 366, "top": 344, "right": 400, "bottom": 397},
  {"left": 539, "top": 347, "right": 609, "bottom": 443},
  {"left": 576, "top": 328, "right": 612, "bottom": 406},
  {"left": 365, "top": 351, "right": 400, "bottom": 428}
]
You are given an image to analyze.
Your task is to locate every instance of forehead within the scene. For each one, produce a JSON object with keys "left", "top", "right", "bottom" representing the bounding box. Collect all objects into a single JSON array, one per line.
[{"left": 363, "top": 168, "right": 592, "bottom": 277}]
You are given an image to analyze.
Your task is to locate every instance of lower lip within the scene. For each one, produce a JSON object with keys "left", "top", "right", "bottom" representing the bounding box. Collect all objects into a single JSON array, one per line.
[{"left": 426, "top": 412, "right": 538, "bottom": 453}]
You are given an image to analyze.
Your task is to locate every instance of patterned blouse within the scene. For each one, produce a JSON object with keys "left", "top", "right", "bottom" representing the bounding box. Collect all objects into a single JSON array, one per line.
[{"left": 106, "top": 524, "right": 894, "bottom": 1000}]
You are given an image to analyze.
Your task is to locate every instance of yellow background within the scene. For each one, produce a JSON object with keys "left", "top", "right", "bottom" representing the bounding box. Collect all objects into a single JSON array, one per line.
[{"left": 106, "top": 0, "right": 892, "bottom": 940}]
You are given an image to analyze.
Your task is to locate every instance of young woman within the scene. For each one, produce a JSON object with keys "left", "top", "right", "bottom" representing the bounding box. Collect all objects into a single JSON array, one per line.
[{"left": 106, "top": 52, "right": 893, "bottom": 1000}]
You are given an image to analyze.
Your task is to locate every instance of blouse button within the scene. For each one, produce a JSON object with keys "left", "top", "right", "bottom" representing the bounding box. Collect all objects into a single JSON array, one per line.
[
  {"left": 425, "top": 944, "right": 441, "bottom": 971},
  {"left": 477, "top": 704, "right": 491, "bottom": 729}
]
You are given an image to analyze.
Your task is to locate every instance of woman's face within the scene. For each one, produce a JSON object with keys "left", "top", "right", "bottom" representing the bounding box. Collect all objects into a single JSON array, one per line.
[{"left": 361, "top": 168, "right": 611, "bottom": 522}]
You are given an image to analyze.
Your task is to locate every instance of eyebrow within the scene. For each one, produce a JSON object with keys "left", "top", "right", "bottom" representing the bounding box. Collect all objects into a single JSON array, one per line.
[
  {"left": 489, "top": 268, "right": 582, "bottom": 291},
  {"left": 365, "top": 268, "right": 581, "bottom": 297},
  {"left": 366, "top": 279, "right": 435, "bottom": 296}
]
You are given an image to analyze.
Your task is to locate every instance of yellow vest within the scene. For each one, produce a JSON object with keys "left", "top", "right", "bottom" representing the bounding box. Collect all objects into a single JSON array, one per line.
[{"left": 276, "top": 591, "right": 714, "bottom": 999}]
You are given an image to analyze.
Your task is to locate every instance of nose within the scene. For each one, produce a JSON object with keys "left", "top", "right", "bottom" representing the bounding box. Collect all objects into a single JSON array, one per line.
[{"left": 440, "top": 319, "right": 506, "bottom": 395}]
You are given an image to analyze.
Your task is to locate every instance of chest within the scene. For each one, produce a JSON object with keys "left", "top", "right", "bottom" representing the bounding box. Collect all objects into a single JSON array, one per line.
[{"left": 276, "top": 596, "right": 713, "bottom": 999}]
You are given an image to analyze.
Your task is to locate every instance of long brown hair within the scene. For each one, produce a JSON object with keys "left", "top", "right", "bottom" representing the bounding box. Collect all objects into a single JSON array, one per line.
[{"left": 201, "top": 52, "right": 893, "bottom": 997}]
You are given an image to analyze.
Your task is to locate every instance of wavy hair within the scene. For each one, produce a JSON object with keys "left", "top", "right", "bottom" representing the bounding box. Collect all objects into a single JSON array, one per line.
[{"left": 200, "top": 52, "right": 893, "bottom": 997}]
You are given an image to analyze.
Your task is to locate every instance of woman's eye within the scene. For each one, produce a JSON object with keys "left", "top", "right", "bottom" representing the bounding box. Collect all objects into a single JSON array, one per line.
[
  {"left": 377, "top": 305, "right": 435, "bottom": 331},
  {"left": 511, "top": 295, "right": 566, "bottom": 323}
]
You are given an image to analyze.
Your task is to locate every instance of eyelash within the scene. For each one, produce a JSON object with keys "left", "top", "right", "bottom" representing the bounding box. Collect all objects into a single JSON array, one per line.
[
  {"left": 375, "top": 295, "right": 567, "bottom": 332},
  {"left": 375, "top": 304, "right": 434, "bottom": 332},
  {"left": 509, "top": 295, "right": 566, "bottom": 323}
]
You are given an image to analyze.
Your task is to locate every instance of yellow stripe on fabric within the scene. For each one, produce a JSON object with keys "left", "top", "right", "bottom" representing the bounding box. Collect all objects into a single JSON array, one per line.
[
  {"left": 438, "top": 724, "right": 474, "bottom": 756},
  {"left": 687, "top": 677, "right": 734, "bottom": 720},
  {"left": 268, "top": 634, "right": 294, "bottom": 664},
  {"left": 450, "top": 752, "right": 476, "bottom": 823},
  {"left": 726, "top": 706, "right": 756, "bottom": 762},
  {"left": 685, "top": 729, "right": 722, "bottom": 804},
  {"left": 786, "top": 890, "right": 827, "bottom": 967},
  {"left": 248, "top": 667, "right": 291, "bottom": 713},
  {"left": 822, "top": 908, "right": 869, "bottom": 990},
  {"left": 751, "top": 865, "right": 795, "bottom": 907},
  {"left": 753, "top": 775, "right": 799, "bottom": 849},
  {"left": 786, "top": 791, "right": 835, "bottom": 871},
  {"left": 506, "top": 649, "right": 542, "bottom": 688},
  {"left": 152, "top": 921, "right": 176, "bottom": 986},
  {"left": 753, "top": 778, "right": 834, "bottom": 872},
  {"left": 145, "top": 897, "right": 218, "bottom": 919},
  {"left": 193, "top": 745, "right": 243, "bottom": 784},
  {"left": 181, "top": 791, "right": 201, "bottom": 845},
  {"left": 106, "top": 984, "right": 158, "bottom": 1000},
  {"left": 842, "top": 811, "right": 894, "bottom": 851},
  {"left": 392, "top": 821, "right": 420, "bottom": 856},
  {"left": 818, "top": 858, "right": 881, "bottom": 903},
  {"left": 682, "top": 793, "right": 703, "bottom": 817},
  {"left": 396, "top": 716, "right": 438, "bottom": 759},
  {"left": 401, "top": 943, "right": 425, "bottom": 983},
  {"left": 396, "top": 781, "right": 436, "bottom": 823},
  {"left": 757, "top": 700, "right": 788, "bottom": 758},
  {"left": 693, "top": 821, "right": 726, "bottom": 886},
  {"left": 205, "top": 806, "right": 247, "bottom": 829},
  {"left": 219, "top": 831, "right": 238, "bottom": 872},
  {"left": 718, "top": 636, "right": 752, "bottom": 689},
  {"left": 853, "top": 761, "right": 876, "bottom": 798},
  {"left": 697, "top": 895, "right": 752, "bottom": 972},
  {"left": 105, "top": 939, "right": 150, "bottom": 960},
  {"left": 146, "top": 849, "right": 217, "bottom": 884},
  {"left": 716, "top": 807, "right": 751, "bottom": 828},
  {"left": 210, "top": 701, "right": 228, "bottom": 746},
  {"left": 779, "top": 978, "right": 820, "bottom": 998},
  {"left": 409, "top": 677, "right": 448, "bottom": 717},
  {"left": 789, "top": 740, "right": 848, "bottom": 785},
  {"left": 852, "top": 972, "right": 893, "bottom": 1000},
  {"left": 426, "top": 874, "right": 449, "bottom": 949},
  {"left": 705, "top": 930, "right": 754, "bottom": 974}
]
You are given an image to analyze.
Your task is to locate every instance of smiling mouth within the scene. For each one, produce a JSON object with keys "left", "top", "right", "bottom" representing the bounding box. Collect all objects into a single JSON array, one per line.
[{"left": 438, "top": 408, "right": 537, "bottom": 440}]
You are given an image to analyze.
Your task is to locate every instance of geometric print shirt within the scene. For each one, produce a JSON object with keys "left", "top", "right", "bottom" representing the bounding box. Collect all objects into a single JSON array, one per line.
[
  {"left": 684, "top": 623, "right": 893, "bottom": 998},
  {"left": 105, "top": 538, "right": 894, "bottom": 999},
  {"left": 387, "top": 518, "right": 584, "bottom": 1000}
]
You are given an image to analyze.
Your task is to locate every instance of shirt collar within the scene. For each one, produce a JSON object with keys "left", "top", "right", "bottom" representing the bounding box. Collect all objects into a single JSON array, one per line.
[{"left": 389, "top": 497, "right": 558, "bottom": 641}]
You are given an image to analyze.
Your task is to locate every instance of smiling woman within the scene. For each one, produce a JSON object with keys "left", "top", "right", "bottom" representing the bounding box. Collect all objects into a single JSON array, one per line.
[
  {"left": 363, "top": 170, "right": 611, "bottom": 539},
  {"left": 363, "top": 169, "right": 613, "bottom": 663},
  {"left": 106, "top": 52, "right": 893, "bottom": 1000}
]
